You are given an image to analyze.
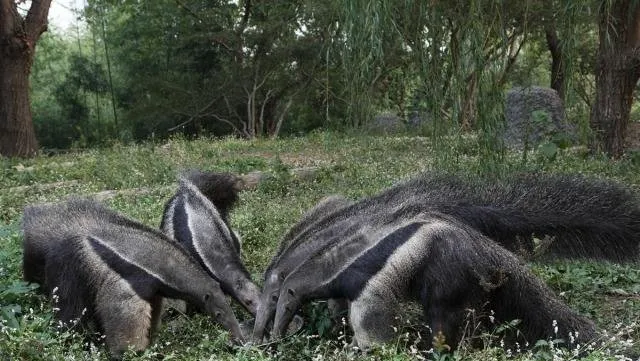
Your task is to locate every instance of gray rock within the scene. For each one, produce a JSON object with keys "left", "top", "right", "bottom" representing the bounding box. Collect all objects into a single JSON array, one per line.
[
  {"left": 407, "top": 111, "right": 432, "bottom": 128},
  {"left": 504, "top": 86, "right": 575, "bottom": 149},
  {"left": 367, "top": 112, "right": 405, "bottom": 134}
]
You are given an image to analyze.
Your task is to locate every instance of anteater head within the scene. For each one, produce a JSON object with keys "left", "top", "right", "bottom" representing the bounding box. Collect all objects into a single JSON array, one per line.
[
  {"left": 252, "top": 270, "right": 284, "bottom": 343},
  {"left": 230, "top": 276, "right": 261, "bottom": 315},
  {"left": 201, "top": 282, "right": 246, "bottom": 345},
  {"left": 271, "top": 285, "right": 301, "bottom": 340}
]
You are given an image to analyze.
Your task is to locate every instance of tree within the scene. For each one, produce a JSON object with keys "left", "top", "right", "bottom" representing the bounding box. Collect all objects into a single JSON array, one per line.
[
  {"left": 0, "top": 0, "right": 51, "bottom": 157},
  {"left": 590, "top": 0, "right": 640, "bottom": 158},
  {"left": 545, "top": 23, "right": 565, "bottom": 102},
  {"left": 86, "top": 0, "right": 332, "bottom": 140}
]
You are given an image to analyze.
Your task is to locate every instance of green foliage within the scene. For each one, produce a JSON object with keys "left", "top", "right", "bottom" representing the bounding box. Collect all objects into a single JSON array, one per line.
[
  {"left": 29, "top": 0, "right": 609, "bottom": 156},
  {"left": 1, "top": 134, "right": 639, "bottom": 360},
  {"left": 31, "top": 31, "right": 115, "bottom": 149}
]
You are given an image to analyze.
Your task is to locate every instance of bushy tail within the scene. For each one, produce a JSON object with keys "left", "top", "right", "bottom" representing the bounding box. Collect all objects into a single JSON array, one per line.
[
  {"left": 180, "top": 170, "right": 241, "bottom": 221},
  {"left": 396, "top": 173, "right": 640, "bottom": 262}
]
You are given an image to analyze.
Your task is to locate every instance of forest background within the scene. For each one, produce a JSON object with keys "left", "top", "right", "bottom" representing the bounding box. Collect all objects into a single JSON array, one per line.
[{"left": 3, "top": 0, "right": 640, "bottom": 159}]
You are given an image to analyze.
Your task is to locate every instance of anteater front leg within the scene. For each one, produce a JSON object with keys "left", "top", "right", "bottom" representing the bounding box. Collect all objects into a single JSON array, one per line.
[
  {"left": 349, "top": 290, "right": 399, "bottom": 350},
  {"left": 148, "top": 295, "right": 164, "bottom": 341},
  {"left": 95, "top": 277, "right": 153, "bottom": 358}
]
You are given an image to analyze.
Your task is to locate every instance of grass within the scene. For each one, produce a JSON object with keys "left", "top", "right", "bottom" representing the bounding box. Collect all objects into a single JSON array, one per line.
[{"left": 1, "top": 132, "right": 639, "bottom": 360}]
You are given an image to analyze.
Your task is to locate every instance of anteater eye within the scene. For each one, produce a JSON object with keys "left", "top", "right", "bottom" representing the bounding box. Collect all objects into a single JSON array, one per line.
[
  {"left": 271, "top": 294, "right": 279, "bottom": 303},
  {"left": 287, "top": 288, "right": 295, "bottom": 297},
  {"left": 215, "top": 311, "right": 222, "bottom": 319}
]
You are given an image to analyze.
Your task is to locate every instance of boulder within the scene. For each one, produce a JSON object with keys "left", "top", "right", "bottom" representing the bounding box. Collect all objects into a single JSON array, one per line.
[{"left": 504, "top": 86, "right": 575, "bottom": 149}]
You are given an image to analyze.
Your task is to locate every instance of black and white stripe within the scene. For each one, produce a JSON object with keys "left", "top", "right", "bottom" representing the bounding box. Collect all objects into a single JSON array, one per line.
[
  {"left": 256, "top": 171, "right": 640, "bottom": 346},
  {"left": 22, "top": 198, "right": 246, "bottom": 357},
  {"left": 161, "top": 171, "right": 261, "bottom": 315},
  {"left": 271, "top": 213, "right": 597, "bottom": 349},
  {"left": 252, "top": 195, "right": 355, "bottom": 342}
]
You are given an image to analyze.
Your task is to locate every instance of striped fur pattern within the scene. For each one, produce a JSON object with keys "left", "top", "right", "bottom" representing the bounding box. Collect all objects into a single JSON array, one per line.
[
  {"left": 161, "top": 171, "right": 260, "bottom": 314},
  {"left": 22, "top": 198, "right": 245, "bottom": 358},
  {"left": 256, "top": 172, "right": 639, "bottom": 348},
  {"left": 271, "top": 213, "right": 597, "bottom": 349},
  {"left": 252, "top": 195, "right": 354, "bottom": 342},
  {"left": 385, "top": 172, "right": 640, "bottom": 262}
]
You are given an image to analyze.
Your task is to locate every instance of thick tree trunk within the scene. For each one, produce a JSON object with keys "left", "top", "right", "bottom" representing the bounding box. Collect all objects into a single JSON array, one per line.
[
  {"left": 590, "top": 1, "right": 640, "bottom": 158},
  {"left": 0, "top": 0, "right": 52, "bottom": 158},
  {"left": 0, "top": 48, "right": 39, "bottom": 157},
  {"left": 590, "top": 57, "right": 640, "bottom": 158}
]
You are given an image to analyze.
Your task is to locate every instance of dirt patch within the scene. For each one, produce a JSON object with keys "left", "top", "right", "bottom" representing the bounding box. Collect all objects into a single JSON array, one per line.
[{"left": 231, "top": 150, "right": 333, "bottom": 168}]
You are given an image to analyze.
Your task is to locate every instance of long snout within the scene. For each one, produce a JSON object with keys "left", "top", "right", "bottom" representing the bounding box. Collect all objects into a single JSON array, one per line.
[
  {"left": 251, "top": 301, "right": 274, "bottom": 343},
  {"left": 223, "top": 317, "right": 247, "bottom": 345},
  {"left": 271, "top": 302, "right": 296, "bottom": 341}
]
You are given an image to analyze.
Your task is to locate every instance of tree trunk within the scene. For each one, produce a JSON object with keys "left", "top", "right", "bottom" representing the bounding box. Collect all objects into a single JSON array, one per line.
[
  {"left": 0, "top": 47, "right": 39, "bottom": 157},
  {"left": 590, "top": 57, "right": 640, "bottom": 158},
  {"left": 590, "top": 1, "right": 640, "bottom": 158},
  {"left": 545, "top": 26, "right": 565, "bottom": 102},
  {"left": 0, "top": 0, "right": 52, "bottom": 158}
]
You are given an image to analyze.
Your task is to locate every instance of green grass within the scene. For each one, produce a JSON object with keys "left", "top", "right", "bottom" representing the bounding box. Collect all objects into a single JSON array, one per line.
[{"left": 1, "top": 132, "right": 639, "bottom": 360}]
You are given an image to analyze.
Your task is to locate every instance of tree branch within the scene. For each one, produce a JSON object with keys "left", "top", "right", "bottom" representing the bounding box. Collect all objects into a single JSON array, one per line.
[
  {"left": 167, "top": 96, "right": 221, "bottom": 132},
  {"left": 272, "top": 98, "right": 293, "bottom": 139},
  {"left": 236, "top": 0, "right": 251, "bottom": 36},
  {"left": 174, "top": 0, "right": 201, "bottom": 21},
  {"left": 210, "top": 114, "right": 246, "bottom": 137},
  {"left": 25, "top": 0, "right": 52, "bottom": 39}
]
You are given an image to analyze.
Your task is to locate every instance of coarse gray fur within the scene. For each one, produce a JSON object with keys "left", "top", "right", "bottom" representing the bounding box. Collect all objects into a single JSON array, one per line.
[
  {"left": 273, "top": 172, "right": 640, "bottom": 264},
  {"left": 390, "top": 172, "right": 640, "bottom": 261},
  {"left": 271, "top": 213, "right": 597, "bottom": 350},
  {"left": 22, "top": 198, "right": 245, "bottom": 358},
  {"left": 40, "top": 234, "right": 166, "bottom": 358},
  {"left": 255, "top": 171, "right": 638, "bottom": 344},
  {"left": 252, "top": 195, "right": 354, "bottom": 342},
  {"left": 161, "top": 170, "right": 260, "bottom": 314}
]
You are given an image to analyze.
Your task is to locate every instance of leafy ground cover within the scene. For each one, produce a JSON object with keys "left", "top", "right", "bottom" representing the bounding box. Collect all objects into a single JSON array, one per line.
[{"left": 1, "top": 133, "right": 639, "bottom": 360}]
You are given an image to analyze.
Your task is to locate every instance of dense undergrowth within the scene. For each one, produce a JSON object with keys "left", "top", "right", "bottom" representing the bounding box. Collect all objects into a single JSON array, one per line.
[{"left": 1, "top": 132, "right": 639, "bottom": 360}]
